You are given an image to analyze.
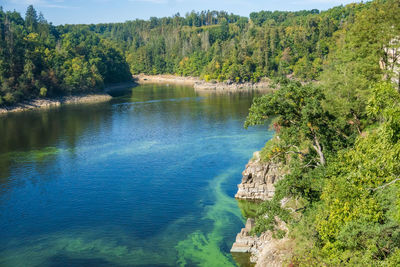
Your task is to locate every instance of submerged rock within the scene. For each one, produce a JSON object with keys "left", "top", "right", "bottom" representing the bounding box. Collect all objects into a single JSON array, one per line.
[{"left": 235, "top": 151, "right": 283, "bottom": 201}]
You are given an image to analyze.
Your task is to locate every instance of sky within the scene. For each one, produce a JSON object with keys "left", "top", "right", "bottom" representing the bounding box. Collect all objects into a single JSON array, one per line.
[{"left": 1, "top": 0, "right": 361, "bottom": 25}]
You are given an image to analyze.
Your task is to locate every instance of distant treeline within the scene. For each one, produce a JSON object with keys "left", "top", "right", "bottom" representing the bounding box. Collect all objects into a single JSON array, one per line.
[{"left": 64, "top": 6, "right": 364, "bottom": 83}]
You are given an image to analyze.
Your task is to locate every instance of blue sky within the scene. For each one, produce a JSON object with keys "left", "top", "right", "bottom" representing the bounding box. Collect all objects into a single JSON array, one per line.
[{"left": 2, "top": 0, "right": 361, "bottom": 25}]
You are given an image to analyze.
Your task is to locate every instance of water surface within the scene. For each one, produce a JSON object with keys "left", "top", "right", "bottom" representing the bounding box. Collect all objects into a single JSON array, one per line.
[{"left": 0, "top": 84, "right": 272, "bottom": 267}]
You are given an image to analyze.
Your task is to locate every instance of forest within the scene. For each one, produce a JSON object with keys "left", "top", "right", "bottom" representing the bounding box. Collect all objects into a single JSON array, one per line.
[
  {"left": 0, "top": 1, "right": 389, "bottom": 105},
  {"left": 83, "top": 7, "right": 355, "bottom": 82},
  {"left": 0, "top": 6, "right": 132, "bottom": 105}
]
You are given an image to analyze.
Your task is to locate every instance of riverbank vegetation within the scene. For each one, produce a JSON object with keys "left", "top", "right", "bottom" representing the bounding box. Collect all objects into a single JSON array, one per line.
[
  {"left": 244, "top": 0, "right": 400, "bottom": 265},
  {"left": 0, "top": 6, "right": 132, "bottom": 105}
]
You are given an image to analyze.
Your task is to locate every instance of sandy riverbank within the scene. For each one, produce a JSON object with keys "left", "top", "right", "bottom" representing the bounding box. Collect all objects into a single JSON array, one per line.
[
  {"left": 134, "top": 74, "right": 276, "bottom": 92},
  {"left": 194, "top": 80, "right": 274, "bottom": 92},
  {"left": 0, "top": 81, "right": 139, "bottom": 115},
  {"left": 0, "top": 93, "right": 112, "bottom": 115},
  {"left": 134, "top": 74, "right": 199, "bottom": 85}
]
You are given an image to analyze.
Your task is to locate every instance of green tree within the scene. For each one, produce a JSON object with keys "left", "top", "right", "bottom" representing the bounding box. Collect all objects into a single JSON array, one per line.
[{"left": 25, "top": 5, "right": 38, "bottom": 32}]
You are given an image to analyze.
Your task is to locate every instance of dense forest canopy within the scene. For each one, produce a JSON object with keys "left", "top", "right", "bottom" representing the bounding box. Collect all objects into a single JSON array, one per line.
[
  {"left": 0, "top": 6, "right": 132, "bottom": 105},
  {"left": 79, "top": 6, "right": 362, "bottom": 82}
]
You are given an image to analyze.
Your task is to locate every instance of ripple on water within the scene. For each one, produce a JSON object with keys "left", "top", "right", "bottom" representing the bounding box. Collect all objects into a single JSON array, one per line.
[{"left": 0, "top": 84, "right": 271, "bottom": 267}]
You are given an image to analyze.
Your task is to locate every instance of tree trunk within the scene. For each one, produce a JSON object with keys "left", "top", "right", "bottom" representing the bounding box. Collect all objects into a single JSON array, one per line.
[{"left": 312, "top": 134, "right": 326, "bottom": 166}]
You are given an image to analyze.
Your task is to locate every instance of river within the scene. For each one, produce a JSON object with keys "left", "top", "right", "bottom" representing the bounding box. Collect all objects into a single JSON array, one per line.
[{"left": 0, "top": 84, "right": 273, "bottom": 267}]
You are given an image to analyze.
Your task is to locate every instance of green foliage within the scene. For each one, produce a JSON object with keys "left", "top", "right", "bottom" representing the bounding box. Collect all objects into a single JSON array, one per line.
[
  {"left": 0, "top": 7, "right": 132, "bottom": 105},
  {"left": 252, "top": 196, "right": 291, "bottom": 235},
  {"left": 77, "top": 3, "right": 367, "bottom": 83},
  {"left": 321, "top": 0, "right": 400, "bottom": 130},
  {"left": 315, "top": 88, "right": 400, "bottom": 263},
  {"left": 3, "top": 92, "right": 15, "bottom": 104},
  {"left": 237, "top": 200, "right": 260, "bottom": 219},
  {"left": 245, "top": 82, "right": 352, "bottom": 166},
  {"left": 243, "top": 1, "right": 400, "bottom": 265},
  {"left": 39, "top": 87, "right": 47, "bottom": 97},
  {"left": 273, "top": 229, "right": 286, "bottom": 239},
  {"left": 250, "top": 77, "right": 400, "bottom": 267}
]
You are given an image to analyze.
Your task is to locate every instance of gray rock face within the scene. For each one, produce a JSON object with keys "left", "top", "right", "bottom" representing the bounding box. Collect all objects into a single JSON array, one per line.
[
  {"left": 231, "top": 217, "right": 290, "bottom": 266},
  {"left": 230, "top": 218, "right": 258, "bottom": 253},
  {"left": 193, "top": 80, "right": 274, "bottom": 92},
  {"left": 232, "top": 152, "right": 290, "bottom": 266},
  {"left": 235, "top": 151, "right": 283, "bottom": 201},
  {"left": 380, "top": 37, "right": 400, "bottom": 88}
]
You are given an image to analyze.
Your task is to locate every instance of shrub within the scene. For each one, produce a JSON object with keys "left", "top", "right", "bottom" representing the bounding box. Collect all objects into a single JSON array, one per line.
[
  {"left": 40, "top": 87, "right": 47, "bottom": 97},
  {"left": 3, "top": 92, "right": 15, "bottom": 104}
]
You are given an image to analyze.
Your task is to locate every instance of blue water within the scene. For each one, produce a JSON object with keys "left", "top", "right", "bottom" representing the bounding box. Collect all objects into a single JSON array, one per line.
[{"left": 0, "top": 84, "right": 273, "bottom": 267}]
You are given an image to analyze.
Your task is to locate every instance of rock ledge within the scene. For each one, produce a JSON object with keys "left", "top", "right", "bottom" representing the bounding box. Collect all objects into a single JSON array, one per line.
[{"left": 235, "top": 151, "right": 283, "bottom": 201}]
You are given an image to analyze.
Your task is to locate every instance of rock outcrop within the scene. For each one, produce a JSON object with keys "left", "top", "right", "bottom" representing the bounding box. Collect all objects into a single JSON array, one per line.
[
  {"left": 133, "top": 74, "right": 275, "bottom": 92},
  {"left": 134, "top": 74, "right": 199, "bottom": 85},
  {"left": 231, "top": 218, "right": 257, "bottom": 253},
  {"left": 235, "top": 151, "right": 283, "bottom": 201},
  {"left": 380, "top": 37, "right": 400, "bottom": 88},
  {"left": 231, "top": 217, "right": 291, "bottom": 267},
  {"left": 254, "top": 233, "right": 292, "bottom": 267},
  {"left": 232, "top": 151, "right": 292, "bottom": 266},
  {"left": 194, "top": 80, "right": 273, "bottom": 92}
]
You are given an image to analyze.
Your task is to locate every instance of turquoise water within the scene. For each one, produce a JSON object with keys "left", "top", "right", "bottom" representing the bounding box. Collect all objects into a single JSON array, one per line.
[{"left": 0, "top": 84, "right": 273, "bottom": 267}]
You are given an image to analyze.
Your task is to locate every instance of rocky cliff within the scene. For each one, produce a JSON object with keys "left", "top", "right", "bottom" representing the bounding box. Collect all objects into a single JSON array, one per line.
[
  {"left": 232, "top": 151, "right": 291, "bottom": 266},
  {"left": 231, "top": 217, "right": 291, "bottom": 267},
  {"left": 235, "top": 151, "right": 283, "bottom": 201}
]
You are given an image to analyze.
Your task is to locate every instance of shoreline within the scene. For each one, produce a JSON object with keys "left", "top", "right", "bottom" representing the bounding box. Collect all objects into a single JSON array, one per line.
[
  {"left": 0, "top": 81, "right": 137, "bottom": 115},
  {"left": 0, "top": 93, "right": 112, "bottom": 115},
  {"left": 134, "top": 74, "right": 276, "bottom": 92},
  {"left": 104, "top": 81, "right": 138, "bottom": 93},
  {"left": 134, "top": 74, "right": 199, "bottom": 85}
]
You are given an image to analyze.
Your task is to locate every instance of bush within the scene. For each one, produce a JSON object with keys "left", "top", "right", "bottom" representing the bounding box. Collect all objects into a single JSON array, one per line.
[
  {"left": 3, "top": 92, "right": 15, "bottom": 104},
  {"left": 40, "top": 87, "right": 47, "bottom": 97}
]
